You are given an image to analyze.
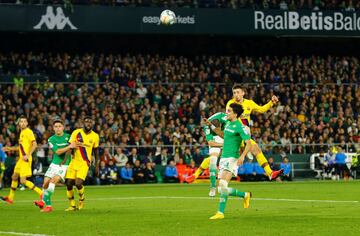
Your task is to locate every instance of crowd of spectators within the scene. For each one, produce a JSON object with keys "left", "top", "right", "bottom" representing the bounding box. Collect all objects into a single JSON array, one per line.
[
  {"left": 0, "top": 52, "right": 360, "bottom": 185},
  {"left": 2, "top": 0, "right": 360, "bottom": 11}
]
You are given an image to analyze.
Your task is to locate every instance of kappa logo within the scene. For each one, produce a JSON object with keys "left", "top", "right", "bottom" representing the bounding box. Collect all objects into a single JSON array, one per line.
[{"left": 33, "top": 6, "right": 78, "bottom": 30}]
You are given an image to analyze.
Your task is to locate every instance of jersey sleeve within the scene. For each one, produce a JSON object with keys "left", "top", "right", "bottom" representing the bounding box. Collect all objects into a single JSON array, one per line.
[
  {"left": 48, "top": 137, "right": 59, "bottom": 153},
  {"left": 237, "top": 123, "right": 251, "bottom": 141},
  {"left": 69, "top": 130, "right": 77, "bottom": 143},
  {"left": 202, "top": 125, "right": 214, "bottom": 142},
  {"left": 250, "top": 100, "right": 273, "bottom": 113},
  {"left": 27, "top": 130, "right": 36, "bottom": 142},
  {"left": 208, "top": 112, "right": 227, "bottom": 124}
]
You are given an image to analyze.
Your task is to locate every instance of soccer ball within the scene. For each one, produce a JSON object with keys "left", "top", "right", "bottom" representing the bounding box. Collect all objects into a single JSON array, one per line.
[{"left": 160, "top": 10, "right": 176, "bottom": 25}]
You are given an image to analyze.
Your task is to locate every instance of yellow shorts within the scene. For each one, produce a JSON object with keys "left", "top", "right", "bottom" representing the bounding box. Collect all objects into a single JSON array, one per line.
[
  {"left": 65, "top": 162, "right": 89, "bottom": 181},
  {"left": 14, "top": 159, "right": 32, "bottom": 178}
]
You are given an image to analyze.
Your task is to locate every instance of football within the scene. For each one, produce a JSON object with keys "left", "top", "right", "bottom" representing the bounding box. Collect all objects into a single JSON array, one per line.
[{"left": 160, "top": 10, "right": 176, "bottom": 25}]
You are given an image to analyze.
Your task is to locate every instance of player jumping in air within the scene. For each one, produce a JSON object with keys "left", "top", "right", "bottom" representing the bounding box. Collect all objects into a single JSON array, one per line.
[
  {"left": 1, "top": 116, "right": 43, "bottom": 204},
  {"left": 186, "top": 84, "right": 282, "bottom": 186},
  {"left": 34, "top": 119, "right": 77, "bottom": 212},
  {"left": 209, "top": 103, "right": 252, "bottom": 220},
  {"left": 65, "top": 116, "right": 100, "bottom": 211}
]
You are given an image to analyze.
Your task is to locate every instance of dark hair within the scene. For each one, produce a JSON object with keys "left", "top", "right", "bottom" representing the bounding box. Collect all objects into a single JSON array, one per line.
[
  {"left": 229, "top": 103, "right": 244, "bottom": 118},
  {"left": 18, "top": 115, "right": 28, "bottom": 121},
  {"left": 53, "top": 119, "right": 64, "bottom": 125},
  {"left": 232, "top": 84, "right": 244, "bottom": 91},
  {"left": 84, "top": 115, "right": 93, "bottom": 121}
]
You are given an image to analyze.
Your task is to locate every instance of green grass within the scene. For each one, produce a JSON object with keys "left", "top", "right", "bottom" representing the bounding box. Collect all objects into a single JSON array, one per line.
[{"left": 0, "top": 181, "right": 360, "bottom": 236}]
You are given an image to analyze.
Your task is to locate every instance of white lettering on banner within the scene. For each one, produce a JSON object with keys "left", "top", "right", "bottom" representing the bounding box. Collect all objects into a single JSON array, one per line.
[
  {"left": 289, "top": 12, "right": 299, "bottom": 29},
  {"left": 254, "top": 11, "right": 360, "bottom": 31},
  {"left": 33, "top": 6, "right": 77, "bottom": 30},
  {"left": 142, "top": 15, "right": 195, "bottom": 25}
]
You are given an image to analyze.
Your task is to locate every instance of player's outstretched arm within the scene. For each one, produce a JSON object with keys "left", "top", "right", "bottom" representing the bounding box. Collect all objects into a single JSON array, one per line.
[
  {"left": 2, "top": 146, "right": 19, "bottom": 152},
  {"left": 56, "top": 141, "right": 77, "bottom": 156}
]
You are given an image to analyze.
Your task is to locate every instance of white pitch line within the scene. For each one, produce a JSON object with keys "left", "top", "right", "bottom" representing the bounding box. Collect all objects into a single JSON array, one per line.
[
  {"left": 11, "top": 196, "right": 358, "bottom": 204},
  {"left": 0, "top": 232, "right": 54, "bottom": 236}
]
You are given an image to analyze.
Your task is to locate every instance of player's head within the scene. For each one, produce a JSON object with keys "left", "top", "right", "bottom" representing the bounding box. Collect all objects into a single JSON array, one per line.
[
  {"left": 83, "top": 116, "right": 94, "bottom": 133},
  {"left": 17, "top": 115, "right": 28, "bottom": 129},
  {"left": 227, "top": 103, "right": 244, "bottom": 120},
  {"left": 232, "top": 84, "right": 245, "bottom": 101},
  {"left": 53, "top": 119, "right": 64, "bottom": 136}
]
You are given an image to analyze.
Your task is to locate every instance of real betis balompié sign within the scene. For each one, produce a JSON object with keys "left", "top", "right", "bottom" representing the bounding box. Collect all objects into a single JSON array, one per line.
[{"left": 254, "top": 10, "right": 360, "bottom": 32}]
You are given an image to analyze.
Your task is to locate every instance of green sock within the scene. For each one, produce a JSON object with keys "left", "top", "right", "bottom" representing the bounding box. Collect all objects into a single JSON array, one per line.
[
  {"left": 209, "top": 166, "right": 217, "bottom": 188},
  {"left": 218, "top": 191, "right": 229, "bottom": 213},
  {"left": 228, "top": 188, "right": 245, "bottom": 198},
  {"left": 43, "top": 190, "right": 52, "bottom": 206},
  {"left": 44, "top": 183, "right": 55, "bottom": 206}
]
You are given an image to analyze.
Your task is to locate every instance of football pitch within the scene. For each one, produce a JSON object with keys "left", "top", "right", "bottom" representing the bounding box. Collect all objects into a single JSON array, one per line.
[{"left": 0, "top": 181, "right": 359, "bottom": 236}]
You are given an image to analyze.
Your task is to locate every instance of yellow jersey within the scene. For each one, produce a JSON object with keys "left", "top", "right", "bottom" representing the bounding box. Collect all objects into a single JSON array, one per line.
[
  {"left": 18, "top": 128, "right": 36, "bottom": 161},
  {"left": 226, "top": 98, "right": 273, "bottom": 126},
  {"left": 70, "top": 128, "right": 99, "bottom": 166}
]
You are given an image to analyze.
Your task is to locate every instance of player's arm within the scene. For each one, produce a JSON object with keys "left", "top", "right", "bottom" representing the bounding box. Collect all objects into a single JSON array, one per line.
[
  {"left": 250, "top": 99, "right": 274, "bottom": 113},
  {"left": 203, "top": 118, "right": 224, "bottom": 138},
  {"left": 24, "top": 140, "right": 37, "bottom": 161},
  {"left": 237, "top": 124, "right": 252, "bottom": 166},
  {"left": 55, "top": 142, "right": 77, "bottom": 156},
  {"left": 2, "top": 146, "right": 19, "bottom": 152},
  {"left": 203, "top": 124, "right": 223, "bottom": 147}
]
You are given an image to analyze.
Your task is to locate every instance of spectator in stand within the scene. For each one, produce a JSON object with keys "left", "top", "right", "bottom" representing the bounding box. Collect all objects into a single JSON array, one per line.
[
  {"left": 155, "top": 148, "right": 170, "bottom": 166},
  {"left": 334, "top": 147, "right": 350, "bottom": 180},
  {"left": 280, "top": 157, "right": 292, "bottom": 181},
  {"left": 176, "top": 158, "right": 188, "bottom": 183},
  {"left": 254, "top": 162, "right": 268, "bottom": 181},
  {"left": 164, "top": 160, "right": 179, "bottom": 183},
  {"left": 107, "top": 160, "right": 118, "bottom": 185},
  {"left": 128, "top": 148, "right": 140, "bottom": 166},
  {"left": 268, "top": 157, "right": 277, "bottom": 171},
  {"left": 100, "top": 147, "right": 115, "bottom": 166},
  {"left": 121, "top": 162, "right": 134, "bottom": 184},
  {"left": 113, "top": 147, "right": 128, "bottom": 169},
  {"left": 144, "top": 162, "right": 157, "bottom": 183},
  {"left": 99, "top": 161, "right": 109, "bottom": 185},
  {"left": 186, "top": 160, "right": 197, "bottom": 178},
  {"left": 133, "top": 160, "right": 145, "bottom": 184},
  {"left": 322, "top": 149, "right": 336, "bottom": 177},
  {"left": 183, "top": 147, "right": 193, "bottom": 165}
]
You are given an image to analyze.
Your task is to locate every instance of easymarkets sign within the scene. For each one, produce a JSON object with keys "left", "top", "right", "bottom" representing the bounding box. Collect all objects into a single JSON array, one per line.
[{"left": 254, "top": 11, "right": 360, "bottom": 32}]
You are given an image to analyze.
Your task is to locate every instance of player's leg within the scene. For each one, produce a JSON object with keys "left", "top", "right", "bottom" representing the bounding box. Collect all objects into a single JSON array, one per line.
[
  {"left": 1, "top": 171, "right": 19, "bottom": 204},
  {"left": 41, "top": 175, "right": 62, "bottom": 212},
  {"left": 20, "top": 176, "right": 42, "bottom": 197},
  {"left": 209, "top": 151, "right": 220, "bottom": 197},
  {"left": 210, "top": 170, "right": 232, "bottom": 220},
  {"left": 34, "top": 176, "right": 51, "bottom": 209},
  {"left": 250, "top": 141, "right": 283, "bottom": 180},
  {"left": 65, "top": 178, "right": 77, "bottom": 211},
  {"left": 75, "top": 178, "right": 85, "bottom": 210},
  {"left": 75, "top": 165, "right": 88, "bottom": 210},
  {"left": 19, "top": 161, "right": 43, "bottom": 197},
  {"left": 185, "top": 157, "right": 210, "bottom": 183},
  {"left": 65, "top": 164, "right": 77, "bottom": 211}
]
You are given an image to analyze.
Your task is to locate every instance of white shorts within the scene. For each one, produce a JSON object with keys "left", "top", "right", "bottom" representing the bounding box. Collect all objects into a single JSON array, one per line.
[
  {"left": 45, "top": 163, "right": 68, "bottom": 181},
  {"left": 219, "top": 158, "right": 238, "bottom": 177},
  {"left": 209, "top": 136, "right": 223, "bottom": 155}
]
